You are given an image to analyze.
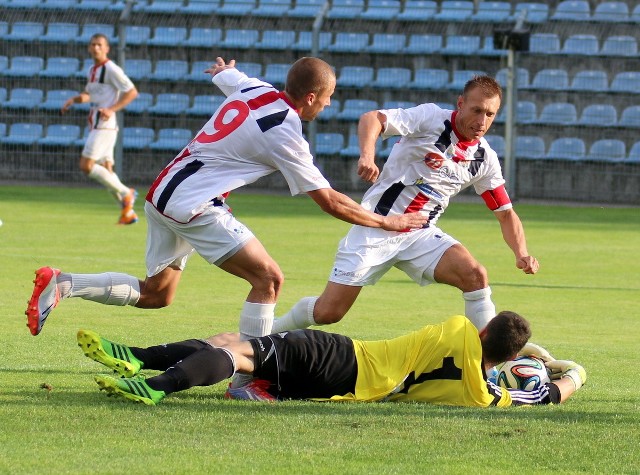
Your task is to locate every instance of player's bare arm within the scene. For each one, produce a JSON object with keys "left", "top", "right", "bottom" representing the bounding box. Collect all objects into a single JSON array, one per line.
[
  {"left": 494, "top": 208, "right": 539, "bottom": 274},
  {"left": 61, "top": 92, "right": 90, "bottom": 114},
  {"left": 205, "top": 57, "right": 237, "bottom": 77},
  {"left": 357, "top": 111, "right": 386, "bottom": 183},
  {"left": 99, "top": 87, "right": 138, "bottom": 120}
]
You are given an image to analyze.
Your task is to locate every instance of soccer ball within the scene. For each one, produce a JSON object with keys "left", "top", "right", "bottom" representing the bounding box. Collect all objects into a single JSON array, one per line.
[{"left": 496, "top": 356, "right": 551, "bottom": 391}]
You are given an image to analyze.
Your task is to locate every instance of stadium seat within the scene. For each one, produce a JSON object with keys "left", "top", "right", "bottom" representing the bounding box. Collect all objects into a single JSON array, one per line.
[
  {"left": 41, "top": 22, "right": 79, "bottom": 43},
  {"left": 396, "top": 0, "right": 437, "bottom": 21},
  {"left": 0, "top": 123, "right": 6, "bottom": 139},
  {"left": 577, "top": 104, "right": 617, "bottom": 127},
  {"left": 592, "top": 1, "right": 629, "bottom": 22},
  {"left": 382, "top": 100, "right": 416, "bottom": 109},
  {"left": 528, "top": 33, "right": 561, "bottom": 54},
  {"left": 317, "top": 99, "right": 340, "bottom": 121},
  {"left": 472, "top": 1, "right": 511, "bottom": 22},
  {"left": 1, "top": 123, "right": 43, "bottom": 145},
  {"left": 530, "top": 69, "right": 569, "bottom": 90},
  {"left": 290, "top": 31, "right": 332, "bottom": 51},
  {"left": 76, "top": 24, "right": 115, "bottom": 44},
  {"left": 441, "top": 35, "right": 481, "bottom": 55},
  {"left": 560, "top": 34, "right": 599, "bottom": 56},
  {"left": 550, "top": 0, "right": 591, "bottom": 21},
  {"left": 39, "top": 57, "right": 80, "bottom": 78},
  {"left": 183, "top": 28, "right": 222, "bottom": 48},
  {"left": 180, "top": 0, "right": 220, "bottom": 14},
  {"left": 38, "top": 124, "right": 81, "bottom": 146},
  {"left": 124, "top": 59, "right": 152, "bottom": 81},
  {"left": 448, "top": 70, "right": 486, "bottom": 90},
  {"left": 217, "top": 0, "right": 256, "bottom": 16},
  {"left": 370, "top": 68, "right": 411, "bottom": 89},
  {"left": 516, "top": 135, "right": 546, "bottom": 160},
  {"left": 337, "top": 66, "right": 374, "bottom": 88},
  {"left": 0, "top": 87, "right": 6, "bottom": 103},
  {"left": 5, "top": 0, "right": 43, "bottom": 7},
  {"left": 537, "top": 102, "right": 577, "bottom": 125},
  {"left": 337, "top": 99, "right": 379, "bottom": 121},
  {"left": 499, "top": 101, "right": 537, "bottom": 124},
  {"left": 75, "top": 58, "right": 93, "bottom": 78},
  {"left": 139, "top": 0, "right": 184, "bottom": 12},
  {"left": 0, "top": 22, "right": 7, "bottom": 38},
  {"left": 75, "top": 0, "right": 118, "bottom": 9},
  {"left": 631, "top": 4, "right": 640, "bottom": 22},
  {"left": 315, "top": 133, "right": 345, "bottom": 156},
  {"left": 403, "top": 34, "right": 442, "bottom": 54},
  {"left": 377, "top": 135, "right": 400, "bottom": 159},
  {"left": 408, "top": 68, "right": 449, "bottom": 89},
  {"left": 236, "top": 62, "right": 262, "bottom": 79},
  {"left": 339, "top": 133, "right": 362, "bottom": 158},
  {"left": 433, "top": 1, "right": 474, "bottom": 21},
  {"left": 122, "top": 127, "right": 155, "bottom": 149},
  {"left": 151, "top": 60, "right": 189, "bottom": 81},
  {"left": 495, "top": 67, "right": 530, "bottom": 89},
  {"left": 254, "top": 30, "right": 297, "bottom": 50},
  {"left": 618, "top": 106, "right": 640, "bottom": 128},
  {"left": 359, "top": 0, "right": 401, "bottom": 20},
  {"left": 253, "top": 0, "right": 292, "bottom": 17},
  {"left": 261, "top": 63, "right": 290, "bottom": 86},
  {"left": 287, "top": 0, "right": 324, "bottom": 18},
  {"left": 587, "top": 139, "right": 626, "bottom": 163},
  {"left": 569, "top": 70, "right": 609, "bottom": 92},
  {"left": 435, "top": 103, "right": 456, "bottom": 111},
  {"left": 148, "top": 26, "right": 188, "bottom": 47},
  {"left": 127, "top": 92, "right": 153, "bottom": 114},
  {"left": 40, "top": 89, "right": 78, "bottom": 111},
  {"left": 484, "top": 135, "right": 505, "bottom": 157},
  {"left": 219, "top": 29, "right": 259, "bottom": 49},
  {"left": 185, "top": 60, "right": 214, "bottom": 82},
  {"left": 600, "top": 36, "right": 638, "bottom": 57},
  {"left": 185, "top": 95, "right": 226, "bottom": 116},
  {"left": 365, "top": 33, "right": 406, "bottom": 54},
  {"left": 123, "top": 25, "right": 151, "bottom": 45},
  {"left": 327, "top": 32, "right": 370, "bottom": 53},
  {"left": 40, "top": 0, "right": 76, "bottom": 8},
  {"left": 546, "top": 137, "right": 586, "bottom": 161},
  {"left": 4, "top": 21, "right": 44, "bottom": 41},
  {"left": 147, "top": 93, "right": 190, "bottom": 115},
  {"left": 3, "top": 88, "right": 43, "bottom": 109},
  {"left": 511, "top": 2, "right": 548, "bottom": 23},
  {"left": 610, "top": 72, "right": 640, "bottom": 94},
  {"left": 627, "top": 142, "right": 640, "bottom": 163},
  {"left": 75, "top": 126, "right": 89, "bottom": 146},
  {"left": 479, "top": 36, "right": 508, "bottom": 57},
  {"left": 149, "top": 128, "right": 193, "bottom": 151},
  {"left": 4, "top": 56, "right": 44, "bottom": 77},
  {"left": 327, "top": 0, "right": 365, "bottom": 19}
]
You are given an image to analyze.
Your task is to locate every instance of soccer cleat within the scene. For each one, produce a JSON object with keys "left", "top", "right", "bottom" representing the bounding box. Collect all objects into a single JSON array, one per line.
[
  {"left": 25, "top": 267, "right": 61, "bottom": 336},
  {"left": 95, "top": 375, "right": 165, "bottom": 406},
  {"left": 121, "top": 188, "right": 137, "bottom": 211},
  {"left": 118, "top": 209, "right": 139, "bottom": 225},
  {"left": 224, "top": 379, "right": 276, "bottom": 401},
  {"left": 77, "top": 329, "right": 142, "bottom": 378}
]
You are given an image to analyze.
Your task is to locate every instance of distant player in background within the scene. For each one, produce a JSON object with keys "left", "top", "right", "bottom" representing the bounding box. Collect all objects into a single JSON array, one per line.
[
  {"left": 77, "top": 310, "right": 586, "bottom": 406},
  {"left": 61, "top": 33, "right": 139, "bottom": 225},
  {"left": 273, "top": 75, "right": 539, "bottom": 334}
]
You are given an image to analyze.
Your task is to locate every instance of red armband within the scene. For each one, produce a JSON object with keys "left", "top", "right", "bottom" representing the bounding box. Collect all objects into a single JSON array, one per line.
[{"left": 481, "top": 185, "right": 511, "bottom": 211}]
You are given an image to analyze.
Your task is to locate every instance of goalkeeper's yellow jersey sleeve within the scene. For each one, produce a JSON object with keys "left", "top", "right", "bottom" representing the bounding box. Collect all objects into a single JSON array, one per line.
[{"left": 327, "top": 315, "right": 512, "bottom": 407}]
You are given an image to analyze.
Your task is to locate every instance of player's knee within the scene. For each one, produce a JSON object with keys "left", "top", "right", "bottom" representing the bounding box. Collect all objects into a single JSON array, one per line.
[
  {"left": 137, "top": 290, "right": 174, "bottom": 309},
  {"left": 463, "top": 262, "right": 488, "bottom": 290},
  {"left": 313, "top": 302, "right": 346, "bottom": 325}
]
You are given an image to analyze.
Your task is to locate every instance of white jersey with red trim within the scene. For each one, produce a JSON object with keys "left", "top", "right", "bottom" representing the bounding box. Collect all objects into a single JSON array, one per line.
[
  {"left": 362, "top": 103, "right": 510, "bottom": 228},
  {"left": 85, "top": 60, "right": 135, "bottom": 130},
  {"left": 146, "top": 69, "right": 331, "bottom": 224}
]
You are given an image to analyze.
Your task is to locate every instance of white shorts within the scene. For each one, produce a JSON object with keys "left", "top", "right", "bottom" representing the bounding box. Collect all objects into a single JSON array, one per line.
[
  {"left": 329, "top": 225, "right": 459, "bottom": 286},
  {"left": 82, "top": 128, "right": 117, "bottom": 164},
  {"left": 144, "top": 201, "right": 255, "bottom": 277}
]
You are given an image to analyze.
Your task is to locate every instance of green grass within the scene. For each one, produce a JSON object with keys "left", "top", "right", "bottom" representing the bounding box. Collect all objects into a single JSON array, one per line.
[{"left": 0, "top": 185, "right": 639, "bottom": 474}]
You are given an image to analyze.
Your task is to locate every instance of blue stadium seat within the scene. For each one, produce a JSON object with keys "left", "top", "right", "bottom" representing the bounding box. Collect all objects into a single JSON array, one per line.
[
  {"left": 495, "top": 67, "right": 530, "bottom": 89},
  {"left": 261, "top": 63, "right": 290, "bottom": 86},
  {"left": 484, "top": 135, "right": 505, "bottom": 157},
  {"left": 560, "top": 34, "right": 599, "bottom": 56},
  {"left": 377, "top": 135, "right": 400, "bottom": 159},
  {"left": 5, "top": 22, "right": 45, "bottom": 41},
  {"left": 370, "top": 68, "right": 411, "bottom": 89},
  {"left": 75, "top": 126, "right": 89, "bottom": 146},
  {"left": 632, "top": 4, "right": 640, "bottom": 22},
  {"left": 365, "top": 33, "right": 406, "bottom": 54},
  {"left": 254, "top": 30, "right": 296, "bottom": 50},
  {"left": 537, "top": 102, "right": 577, "bottom": 125},
  {"left": 592, "top": 1, "right": 629, "bottom": 22},
  {"left": 587, "top": 139, "right": 626, "bottom": 163},
  {"left": 139, "top": 0, "right": 184, "bottom": 13},
  {"left": 382, "top": 100, "right": 416, "bottom": 109},
  {"left": 327, "top": 32, "right": 370, "bottom": 53},
  {"left": 327, "top": 0, "right": 364, "bottom": 19},
  {"left": 441, "top": 35, "right": 481, "bottom": 55},
  {"left": 40, "top": 89, "right": 78, "bottom": 111},
  {"left": 628, "top": 142, "right": 640, "bottom": 163},
  {"left": 76, "top": 24, "right": 115, "bottom": 44},
  {"left": 337, "top": 99, "right": 378, "bottom": 121},
  {"left": 511, "top": 2, "right": 548, "bottom": 23},
  {"left": 183, "top": 28, "right": 222, "bottom": 48},
  {"left": 0, "top": 22, "right": 8, "bottom": 38},
  {"left": 317, "top": 99, "right": 340, "bottom": 121},
  {"left": 433, "top": 1, "right": 474, "bottom": 21},
  {"left": 39, "top": 57, "right": 80, "bottom": 78},
  {"left": 38, "top": 124, "right": 81, "bottom": 146},
  {"left": 236, "top": 62, "right": 262, "bottom": 79},
  {"left": 403, "top": 34, "right": 442, "bottom": 54},
  {"left": 339, "top": 134, "right": 362, "bottom": 158},
  {"left": 185, "top": 95, "right": 226, "bottom": 116},
  {"left": 219, "top": 29, "right": 259, "bottom": 49},
  {"left": 0, "top": 87, "right": 6, "bottom": 103},
  {"left": 217, "top": 0, "right": 256, "bottom": 16},
  {"left": 551, "top": 1, "right": 591, "bottom": 21},
  {"left": 472, "top": 1, "right": 511, "bottom": 22},
  {"left": 4, "top": 56, "right": 44, "bottom": 77},
  {"left": 315, "top": 133, "right": 345, "bottom": 155},
  {"left": 479, "top": 36, "right": 508, "bottom": 57},
  {"left": 124, "top": 59, "right": 152, "bottom": 81},
  {"left": 151, "top": 60, "right": 189, "bottom": 81},
  {"left": 610, "top": 72, "right": 640, "bottom": 94},
  {"left": 528, "top": 33, "right": 561, "bottom": 54},
  {"left": 396, "top": 0, "right": 437, "bottom": 21},
  {"left": 530, "top": 69, "right": 569, "bottom": 90},
  {"left": 6, "top": 0, "right": 42, "bottom": 7},
  {"left": 74, "top": 58, "right": 93, "bottom": 78},
  {"left": 287, "top": 0, "right": 323, "bottom": 18},
  {"left": 1, "top": 123, "right": 43, "bottom": 145},
  {"left": 514, "top": 101, "right": 538, "bottom": 124},
  {"left": 41, "top": 23, "right": 79, "bottom": 43},
  {"left": 516, "top": 136, "right": 546, "bottom": 160},
  {"left": 3, "top": 88, "right": 43, "bottom": 109},
  {"left": 180, "top": 0, "right": 220, "bottom": 14},
  {"left": 75, "top": 0, "right": 118, "bottom": 9},
  {"left": 147, "top": 93, "right": 190, "bottom": 115},
  {"left": 253, "top": 0, "right": 291, "bottom": 17},
  {"left": 600, "top": 36, "right": 638, "bottom": 57},
  {"left": 578, "top": 104, "right": 617, "bottom": 127},
  {"left": 448, "top": 70, "right": 486, "bottom": 90},
  {"left": 435, "top": 103, "right": 456, "bottom": 111},
  {"left": 546, "top": 137, "right": 586, "bottom": 161},
  {"left": 122, "top": 127, "right": 155, "bottom": 149},
  {"left": 290, "top": 31, "right": 332, "bottom": 51},
  {"left": 148, "top": 26, "right": 188, "bottom": 47},
  {"left": 149, "top": 128, "right": 193, "bottom": 151},
  {"left": 127, "top": 92, "right": 153, "bottom": 114},
  {"left": 123, "top": 25, "right": 151, "bottom": 45},
  {"left": 359, "top": 0, "right": 400, "bottom": 20},
  {"left": 0, "top": 123, "right": 6, "bottom": 139},
  {"left": 337, "top": 66, "right": 374, "bottom": 88},
  {"left": 570, "top": 70, "right": 609, "bottom": 92},
  {"left": 408, "top": 68, "right": 449, "bottom": 89},
  {"left": 618, "top": 106, "right": 640, "bottom": 128},
  {"left": 185, "top": 60, "right": 214, "bottom": 82}
]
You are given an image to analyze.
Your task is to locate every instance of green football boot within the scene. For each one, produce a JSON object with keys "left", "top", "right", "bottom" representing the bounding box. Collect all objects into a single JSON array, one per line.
[
  {"left": 77, "top": 329, "right": 143, "bottom": 378},
  {"left": 94, "top": 375, "right": 165, "bottom": 406}
]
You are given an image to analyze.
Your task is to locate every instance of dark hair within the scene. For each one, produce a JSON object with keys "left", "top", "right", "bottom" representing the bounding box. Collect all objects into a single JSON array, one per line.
[
  {"left": 463, "top": 75, "right": 502, "bottom": 102},
  {"left": 89, "top": 33, "right": 110, "bottom": 46},
  {"left": 285, "top": 57, "right": 335, "bottom": 101},
  {"left": 481, "top": 310, "right": 531, "bottom": 363}
]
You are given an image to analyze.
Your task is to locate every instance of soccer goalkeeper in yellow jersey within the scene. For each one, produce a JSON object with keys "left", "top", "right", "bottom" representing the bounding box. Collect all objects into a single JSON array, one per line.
[{"left": 78, "top": 310, "right": 586, "bottom": 407}]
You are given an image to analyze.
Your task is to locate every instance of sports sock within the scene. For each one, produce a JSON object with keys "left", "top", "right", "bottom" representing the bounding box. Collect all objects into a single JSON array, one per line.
[
  {"left": 462, "top": 287, "right": 496, "bottom": 331},
  {"left": 130, "top": 339, "right": 210, "bottom": 371},
  {"left": 87, "top": 163, "right": 130, "bottom": 198},
  {"left": 146, "top": 346, "right": 235, "bottom": 394},
  {"left": 232, "top": 301, "right": 275, "bottom": 388},
  {"left": 68, "top": 272, "right": 141, "bottom": 306},
  {"left": 271, "top": 296, "right": 318, "bottom": 333}
]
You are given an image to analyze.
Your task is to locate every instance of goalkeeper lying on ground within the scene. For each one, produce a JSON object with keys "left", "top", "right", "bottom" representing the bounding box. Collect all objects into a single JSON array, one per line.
[{"left": 78, "top": 310, "right": 586, "bottom": 407}]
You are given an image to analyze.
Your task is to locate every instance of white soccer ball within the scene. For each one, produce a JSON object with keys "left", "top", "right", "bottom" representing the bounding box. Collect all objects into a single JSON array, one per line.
[{"left": 496, "top": 356, "right": 551, "bottom": 391}]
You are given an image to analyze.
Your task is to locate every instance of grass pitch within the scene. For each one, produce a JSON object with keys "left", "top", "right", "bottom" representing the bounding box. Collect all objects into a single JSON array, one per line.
[{"left": 0, "top": 185, "right": 639, "bottom": 474}]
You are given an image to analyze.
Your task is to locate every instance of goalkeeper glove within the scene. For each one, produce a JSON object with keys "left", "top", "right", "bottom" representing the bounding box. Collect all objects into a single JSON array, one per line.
[
  {"left": 518, "top": 342, "right": 555, "bottom": 362},
  {"left": 545, "top": 360, "right": 587, "bottom": 390}
]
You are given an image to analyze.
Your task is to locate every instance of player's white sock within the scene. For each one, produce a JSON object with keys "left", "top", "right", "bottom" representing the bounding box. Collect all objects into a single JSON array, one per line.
[
  {"left": 271, "top": 297, "right": 318, "bottom": 333},
  {"left": 462, "top": 287, "right": 495, "bottom": 331},
  {"left": 87, "top": 164, "right": 130, "bottom": 198},
  {"left": 68, "top": 272, "right": 141, "bottom": 306}
]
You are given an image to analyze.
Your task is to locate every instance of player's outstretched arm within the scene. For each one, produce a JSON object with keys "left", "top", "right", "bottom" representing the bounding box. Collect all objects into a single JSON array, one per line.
[
  {"left": 494, "top": 208, "right": 539, "bottom": 274},
  {"left": 356, "top": 111, "right": 386, "bottom": 183},
  {"left": 205, "top": 57, "right": 237, "bottom": 77},
  {"left": 546, "top": 360, "right": 587, "bottom": 403}
]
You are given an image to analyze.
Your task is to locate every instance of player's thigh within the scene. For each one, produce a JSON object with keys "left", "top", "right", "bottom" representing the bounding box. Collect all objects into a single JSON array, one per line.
[
  {"left": 218, "top": 238, "right": 282, "bottom": 285},
  {"left": 432, "top": 243, "right": 485, "bottom": 289},
  {"left": 140, "top": 266, "right": 182, "bottom": 305},
  {"left": 394, "top": 228, "right": 459, "bottom": 285},
  {"left": 82, "top": 129, "right": 117, "bottom": 162}
]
